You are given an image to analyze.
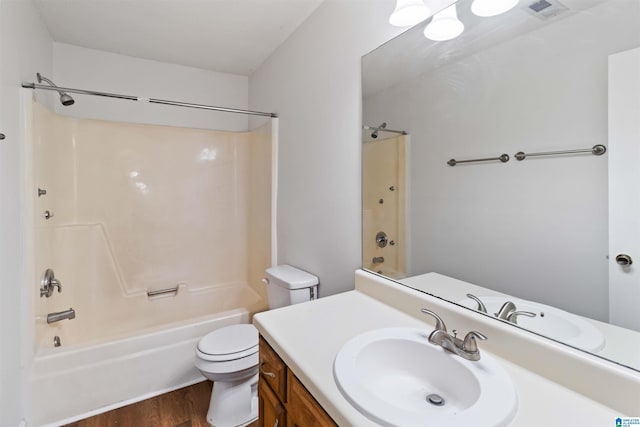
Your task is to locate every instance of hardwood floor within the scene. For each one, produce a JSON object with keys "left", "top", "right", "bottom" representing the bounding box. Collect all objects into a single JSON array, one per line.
[{"left": 63, "top": 381, "right": 259, "bottom": 427}]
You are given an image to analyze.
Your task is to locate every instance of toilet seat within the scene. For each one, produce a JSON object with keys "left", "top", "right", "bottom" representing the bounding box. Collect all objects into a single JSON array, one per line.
[
  {"left": 195, "top": 351, "right": 259, "bottom": 376},
  {"left": 197, "top": 324, "right": 259, "bottom": 362}
]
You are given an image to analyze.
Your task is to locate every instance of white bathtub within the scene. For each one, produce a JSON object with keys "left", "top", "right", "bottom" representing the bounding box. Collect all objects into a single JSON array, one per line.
[
  {"left": 28, "top": 225, "right": 267, "bottom": 426},
  {"left": 29, "top": 285, "right": 266, "bottom": 426}
]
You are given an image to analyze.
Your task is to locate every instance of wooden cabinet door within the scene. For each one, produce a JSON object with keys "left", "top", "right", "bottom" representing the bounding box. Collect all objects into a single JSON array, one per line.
[
  {"left": 259, "top": 337, "right": 287, "bottom": 402},
  {"left": 286, "top": 371, "right": 337, "bottom": 427},
  {"left": 258, "top": 378, "right": 285, "bottom": 427}
]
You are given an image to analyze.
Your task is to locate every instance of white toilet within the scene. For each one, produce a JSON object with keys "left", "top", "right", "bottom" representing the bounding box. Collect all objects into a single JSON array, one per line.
[{"left": 195, "top": 265, "right": 319, "bottom": 427}]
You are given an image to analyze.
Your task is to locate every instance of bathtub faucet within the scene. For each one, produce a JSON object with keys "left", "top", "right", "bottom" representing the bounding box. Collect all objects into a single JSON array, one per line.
[
  {"left": 40, "top": 268, "right": 62, "bottom": 298},
  {"left": 47, "top": 308, "right": 76, "bottom": 324}
]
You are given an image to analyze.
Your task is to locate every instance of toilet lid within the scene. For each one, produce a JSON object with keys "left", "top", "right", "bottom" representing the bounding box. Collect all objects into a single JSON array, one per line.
[{"left": 197, "top": 324, "right": 258, "bottom": 360}]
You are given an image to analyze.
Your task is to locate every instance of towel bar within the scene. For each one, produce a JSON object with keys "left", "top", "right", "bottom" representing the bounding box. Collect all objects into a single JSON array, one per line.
[
  {"left": 147, "top": 286, "right": 179, "bottom": 298},
  {"left": 447, "top": 154, "right": 510, "bottom": 167}
]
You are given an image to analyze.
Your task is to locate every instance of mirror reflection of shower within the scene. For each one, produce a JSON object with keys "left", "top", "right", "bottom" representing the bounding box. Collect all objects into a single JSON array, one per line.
[
  {"left": 362, "top": 123, "right": 408, "bottom": 278},
  {"left": 370, "top": 122, "right": 386, "bottom": 138},
  {"left": 363, "top": 123, "right": 407, "bottom": 140}
]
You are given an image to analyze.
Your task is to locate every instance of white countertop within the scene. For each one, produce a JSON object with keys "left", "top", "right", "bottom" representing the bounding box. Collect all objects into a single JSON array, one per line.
[{"left": 253, "top": 274, "right": 627, "bottom": 426}]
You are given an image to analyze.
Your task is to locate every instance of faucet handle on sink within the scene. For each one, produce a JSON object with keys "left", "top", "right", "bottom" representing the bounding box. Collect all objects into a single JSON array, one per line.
[
  {"left": 507, "top": 310, "right": 536, "bottom": 324},
  {"left": 466, "top": 293, "right": 487, "bottom": 313},
  {"left": 420, "top": 308, "right": 447, "bottom": 332},
  {"left": 462, "top": 331, "right": 487, "bottom": 353}
]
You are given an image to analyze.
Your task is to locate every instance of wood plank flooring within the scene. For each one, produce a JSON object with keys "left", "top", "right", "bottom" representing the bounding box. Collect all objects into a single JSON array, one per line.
[{"left": 63, "top": 381, "right": 259, "bottom": 427}]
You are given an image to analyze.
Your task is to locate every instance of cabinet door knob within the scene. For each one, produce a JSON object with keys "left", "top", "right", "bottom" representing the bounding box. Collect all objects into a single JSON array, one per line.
[{"left": 260, "top": 362, "right": 276, "bottom": 378}]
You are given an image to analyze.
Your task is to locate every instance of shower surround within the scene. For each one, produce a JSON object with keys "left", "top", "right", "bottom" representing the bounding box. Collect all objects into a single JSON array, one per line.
[{"left": 22, "top": 94, "right": 274, "bottom": 426}]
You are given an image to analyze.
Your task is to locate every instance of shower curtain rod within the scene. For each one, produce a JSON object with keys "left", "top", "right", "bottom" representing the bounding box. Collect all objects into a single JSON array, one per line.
[{"left": 21, "top": 82, "right": 278, "bottom": 118}]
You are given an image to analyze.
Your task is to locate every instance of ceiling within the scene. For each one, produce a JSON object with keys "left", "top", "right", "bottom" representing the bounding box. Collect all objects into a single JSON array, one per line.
[{"left": 34, "top": 0, "right": 324, "bottom": 76}]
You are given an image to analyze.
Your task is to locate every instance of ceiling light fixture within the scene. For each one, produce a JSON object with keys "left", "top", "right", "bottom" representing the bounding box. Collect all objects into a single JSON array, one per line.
[
  {"left": 389, "top": 0, "right": 431, "bottom": 27},
  {"left": 471, "top": 0, "right": 520, "bottom": 17},
  {"left": 424, "top": 4, "right": 464, "bottom": 41}
]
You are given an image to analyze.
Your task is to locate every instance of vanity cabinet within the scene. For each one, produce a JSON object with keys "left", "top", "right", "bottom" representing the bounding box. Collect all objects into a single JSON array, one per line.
[{"left": 258, "top": 336, "right": 337, "bottom": 427}]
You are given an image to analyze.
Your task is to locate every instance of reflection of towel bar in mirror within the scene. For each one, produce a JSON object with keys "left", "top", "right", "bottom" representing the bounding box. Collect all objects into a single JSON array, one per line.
[
  {"left": 514, "top": 144, "right": 606, "bottom": 161},
  {"left": 448, "top": 145, "right": 606, "bottom": 166},
  {"left": 447, "top": 154, "right": 509, "bottom": 166}
]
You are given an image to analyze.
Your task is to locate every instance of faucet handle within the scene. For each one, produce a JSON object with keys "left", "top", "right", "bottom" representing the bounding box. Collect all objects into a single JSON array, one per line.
[
  {"left": 494, "top": 301, "right": 516, "bottom": 319},
  {"left": 507, "top": 310, "right": 536, "bottom": 324},
  {"left": 466, "top": 293, "right": 487, "bottom": 313},
  {"left": 420, "top": 308, "right": 447, "bottom": 332},
  {"left": 462, "top": 331, "right": 487, "bottom": 353},
  {"left": 40, "top": 268, "right": 62, "bottom": 298}
]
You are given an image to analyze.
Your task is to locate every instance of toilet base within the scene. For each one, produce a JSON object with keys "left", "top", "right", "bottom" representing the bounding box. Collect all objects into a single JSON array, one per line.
[{"left": 206, "top": 374, "right": 259, "bottom": 427}]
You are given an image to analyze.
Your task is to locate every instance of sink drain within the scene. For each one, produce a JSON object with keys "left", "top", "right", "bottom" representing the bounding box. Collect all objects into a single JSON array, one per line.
[{"left": 426, "top": 393, "right": 445, "bottom": 406}]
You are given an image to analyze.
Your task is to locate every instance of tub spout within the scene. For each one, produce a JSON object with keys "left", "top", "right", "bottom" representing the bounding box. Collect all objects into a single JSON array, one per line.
[{"left": 47, "top": 308, "right": 76, "bottom": 324}]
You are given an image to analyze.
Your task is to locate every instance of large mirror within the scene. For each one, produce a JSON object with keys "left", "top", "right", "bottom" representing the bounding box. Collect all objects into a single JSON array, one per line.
[{"left": 362, "top": 0, "right": 640, "bottom": 371}]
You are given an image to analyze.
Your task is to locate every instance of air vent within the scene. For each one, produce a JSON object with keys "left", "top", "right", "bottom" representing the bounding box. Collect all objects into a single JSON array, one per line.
[
  {"left": 529, "top": 0, "right": 552, "bottom": 12},
  {"left": 525, "top": 0, "right": 568, "bottom": 20}
]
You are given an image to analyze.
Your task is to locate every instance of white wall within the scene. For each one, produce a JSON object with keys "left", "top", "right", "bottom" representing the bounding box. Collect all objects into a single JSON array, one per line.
[
  {"left": 53, "top": 43, "right": 250, "bottom": 131},
  {"left": 0, "top": 1, "right": 53, "bottom": 425},
  {"left": 363, "top": 2, "right": 640, "bottom": 321},
  {"left": 249, "top": 0, "right": 452, "bottom": 297}
]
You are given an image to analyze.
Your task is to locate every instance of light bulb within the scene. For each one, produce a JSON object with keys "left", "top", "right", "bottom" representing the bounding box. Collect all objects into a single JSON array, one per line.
[
  {"left": 424, "top": 4, "right": 464, "bottom": 41},
  {"left": 389, "top": 0, "right": 431, "bottom": 27},
  {"left": 471, "top": 0, "right": 520, "bottom": 17}
]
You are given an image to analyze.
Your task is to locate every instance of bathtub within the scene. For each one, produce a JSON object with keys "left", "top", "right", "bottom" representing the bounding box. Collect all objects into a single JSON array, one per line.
[
  {"left": 29, "top": 283, "right": 266, "bottom": 426},
  {"left": 27, "top": 223, "right": 267, "bottom": 426}
]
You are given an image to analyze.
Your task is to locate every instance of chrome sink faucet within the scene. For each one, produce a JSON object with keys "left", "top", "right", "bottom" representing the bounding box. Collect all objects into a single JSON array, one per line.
[
  {"left": 420, "top": 308, "right": 487, "bottom": 361},
  {"left": 494, "top": 301, "right": 536, "bottom": 325}
]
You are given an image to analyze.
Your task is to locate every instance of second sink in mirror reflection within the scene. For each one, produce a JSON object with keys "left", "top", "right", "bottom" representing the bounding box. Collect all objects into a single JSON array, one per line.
[{"left": 459, "top": 295, "right": 606, "bottom": 352}]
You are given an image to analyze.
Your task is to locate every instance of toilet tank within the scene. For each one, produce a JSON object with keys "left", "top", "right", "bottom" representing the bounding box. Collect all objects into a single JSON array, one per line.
[{"left": 264, "top": 265, "right": 319, "bottom": 309}]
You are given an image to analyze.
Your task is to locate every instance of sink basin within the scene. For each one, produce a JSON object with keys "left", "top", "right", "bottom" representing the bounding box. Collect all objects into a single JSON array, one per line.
[
  {"left": 459, "top": 296, "right": 606, "bottom": 352},
  {"left": 334, "top": 327, "right": 518, "bottom": 427}
]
